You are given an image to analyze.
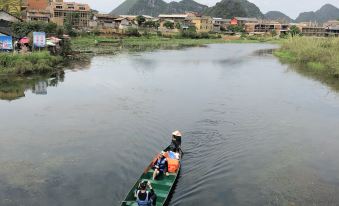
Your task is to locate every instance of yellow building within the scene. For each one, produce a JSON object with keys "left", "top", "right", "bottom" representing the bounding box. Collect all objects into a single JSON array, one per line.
[
  {"left": 0, "top": 0, "right": 22, "bottom": 16},
  {"left": 189, "top": 16, "right": 213, "bottom": 33},
  {"left": 50, "top": 0, "right": 91, "bottom": 28}
]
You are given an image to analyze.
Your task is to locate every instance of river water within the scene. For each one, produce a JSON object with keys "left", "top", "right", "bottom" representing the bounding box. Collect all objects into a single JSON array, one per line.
[{"left": 0, "top": 44, "right": 339, "bottom": 206}]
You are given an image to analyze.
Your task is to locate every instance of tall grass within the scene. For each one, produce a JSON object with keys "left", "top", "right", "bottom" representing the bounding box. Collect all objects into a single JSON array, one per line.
[
  {"left": 71, "top": 35, "right": 226, "bottom": 54},
  {"left": 275, "top": 37, "right": 339, "bottom": 77},
  {"left": 0, "top": 52, "right": 62, "bottom": 75}
]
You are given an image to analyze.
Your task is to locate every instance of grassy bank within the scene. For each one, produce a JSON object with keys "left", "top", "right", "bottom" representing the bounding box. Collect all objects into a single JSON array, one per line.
[
  {"left": 71, "top": 36, "right": 229, "bottom": 54},
  {"left": 71, "top": 35, "right": 281, "bottom": 54},
  {"left": 0, "top": 35, "right": 278, "bottom": 75},
  {"left": 0, "top": 52, "right": 63, "bottom": 75},
  {"left": 274, "top": 37, "right": 339, "bottom": 77}
]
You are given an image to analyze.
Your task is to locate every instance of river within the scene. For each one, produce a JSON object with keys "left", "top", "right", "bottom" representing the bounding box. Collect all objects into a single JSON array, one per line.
[{"left": 0, "top": 44, "right": 339, "bottom": 206}]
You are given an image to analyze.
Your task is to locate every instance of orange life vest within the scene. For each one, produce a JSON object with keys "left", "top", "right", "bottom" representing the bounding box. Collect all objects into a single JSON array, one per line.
[{"left": 164, "top": 152, "right": 180, "bottom": 173}]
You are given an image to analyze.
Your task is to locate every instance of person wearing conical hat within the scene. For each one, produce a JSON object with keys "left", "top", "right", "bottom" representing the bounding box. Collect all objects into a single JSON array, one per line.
[{"left": 171, "top": 130, "right": 182, "bottom": 152}]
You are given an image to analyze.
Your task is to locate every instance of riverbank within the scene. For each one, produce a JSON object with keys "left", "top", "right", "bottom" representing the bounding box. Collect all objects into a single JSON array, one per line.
[
  {"left": 71, "top": 36, "right": 226, "bottom": 54},
  {"left": 0, "top": 35, "right": 279, "bottom": 75},
  {"left": 274, "top": 37, "right": 339, "bottom": 79},
  {"left": 0, "top": 52, "right": 63, "bottom": 75}
]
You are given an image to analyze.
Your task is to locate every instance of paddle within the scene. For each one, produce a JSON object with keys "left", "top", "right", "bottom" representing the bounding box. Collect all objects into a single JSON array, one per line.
[{"left": 143, "top": 154, "right": 159, "bottom": 174}]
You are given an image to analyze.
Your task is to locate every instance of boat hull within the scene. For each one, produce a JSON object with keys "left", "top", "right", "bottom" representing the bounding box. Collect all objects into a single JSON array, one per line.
[{"left": 121, "top": 145, "right": 182, "bottom": 206}]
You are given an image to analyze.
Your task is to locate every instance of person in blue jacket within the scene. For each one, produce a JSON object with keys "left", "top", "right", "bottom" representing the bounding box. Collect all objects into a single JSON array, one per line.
[{"left": 152, "top": 151, "right": 169, "bottom": 180}]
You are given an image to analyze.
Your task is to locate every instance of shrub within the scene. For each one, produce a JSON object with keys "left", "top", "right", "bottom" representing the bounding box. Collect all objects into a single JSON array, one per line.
[
  {"left": 0, "top": 52, "right": 62, "bottom": 75},
  {"left": 200, "top": 32, "right": 210, "bottom": 39},
  {"left": 126, "top": 28, "right": 141, "bottom": 37},
  {"left": 163, "top": 21, "right": 174, "bottom": 29}
]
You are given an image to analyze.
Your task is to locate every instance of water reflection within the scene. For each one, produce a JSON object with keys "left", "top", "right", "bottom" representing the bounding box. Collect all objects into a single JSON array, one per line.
[
  {"left": 0, "top": 44, "right": 339, "bottom": 206},
  {"left": 0, "top": 71, "right": 65, "bottom": 101}
]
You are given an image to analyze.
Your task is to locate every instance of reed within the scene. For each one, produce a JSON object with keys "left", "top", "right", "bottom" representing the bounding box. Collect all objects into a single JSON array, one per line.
[{"left": 275, "top": 37, "right": 339, "bottom": 77}]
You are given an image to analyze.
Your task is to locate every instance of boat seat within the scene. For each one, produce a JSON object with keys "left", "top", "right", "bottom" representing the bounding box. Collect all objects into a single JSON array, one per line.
[
  {"left": 141, "top": 179, "right": 172, "bottom": 187},
  {"left": 147, "top": 169, "right": 177, "bottom": 176},
  {"left": 121, "top": 201, "right": 138, "bottom": 206}
]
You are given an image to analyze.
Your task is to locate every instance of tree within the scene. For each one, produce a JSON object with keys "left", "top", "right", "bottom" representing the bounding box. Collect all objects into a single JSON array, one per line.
[
  {"left": 163, "top": 21, "right": 174, "bottom": 29},
  {"left": 289, "top": 25, "right": 301, "bottom": 37},
  {"left": 228, "top": 25, "right": 244, "bottom": 33},
  {"left": 136, "top": 15, "right": 146, "bottom": 26},
  {"left": 125, "top": 28, "right": 140, "bottom": 37},
  {"left": 64, "top": 14, "right": 77, "bottom": 37},
  {"left": 270, "top": 29, "right": 277, "bottom": 37},
  {"left": 11, "top": 21, "right": 59, "bottom": 37},
  {"left": 175, "top": 22, "right": 181, "bottom": 30}
]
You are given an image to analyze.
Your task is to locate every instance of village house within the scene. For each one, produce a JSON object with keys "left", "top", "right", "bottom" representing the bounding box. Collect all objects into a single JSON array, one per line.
[
  {"left": 158, "top": 14, "right": 188, "bottom": 32},
  {"left": 158, "top": 14, "right": 188, "bottom": 24},
  {"left": 120, "top": 15, "right": 155, "bottom": 23},
  {"left": 324, "top": 20, "right": 339, "bottom": 27},
  {"left": 49, "top": 0, "right": 91, "bottom": 28},
  {"left": 115, "top": 17, "right": 136, "bottom": 30},
  {"left": 90, "top": 14, "right": 118, "bottom": 29},
  {"left": 325, "top": 26, "right": 339, "bottom": 37},
  {"left": 245, "top": 21, "right": 289, "bottom": 35},
  {"left": 301, "top": 26, "right": 326, "bottom": 37},
  {"left": 212, "top": 18, "right": 230, "bottom": 32},
  {"left": 27, "top": 0, "right": 48, "bottom": 10},
  {"left": 26, "top": 9, "right": 50, "bottom": 22},
  {"left": 0, "top": 10, "right": 22, "bottom": 37},
  {"left": 188, "top": 16, "right": 213, "bottom": 33},
  {"left": 25, "top": 0, "right": 50, "bottom": 22},
  {"left": 230, "top": 17, "right": 258, "bottom": 27}
]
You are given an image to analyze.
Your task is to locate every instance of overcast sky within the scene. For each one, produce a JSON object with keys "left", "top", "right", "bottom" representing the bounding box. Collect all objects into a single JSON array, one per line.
[{"left": 75, "top": 0, "right": 339, "bottom": 19}]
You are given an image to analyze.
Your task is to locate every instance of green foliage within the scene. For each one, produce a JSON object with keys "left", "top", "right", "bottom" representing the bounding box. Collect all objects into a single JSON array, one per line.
[
  {"left": 0, "top": 52, "right": 62, "bottom": 75},
  {"left": 142, "top": 30, "right": 151, "bottom": 39},
  {"left": 136, "top": 15, "right": 146, "bottom": 26},
  {"left": 180, "top": 30, "right": 198, "bottom": 39},
  {"left": 270, "top": 29, "right": 277, "bottom": 37},
  {"left": 289, "top": 25, "right": 301, "bottom": 37},
  {"left": 125, "top": 28, "right": 141, "bottom": 37},
  {"left": 228, "top": 25, "right": 244, "bottom": 33},
  {"left": 175, "top": 22, "right": 181, "bottom": 30},
  {"left": 163, "top": 21, "right": 174, "bottom": 29},
  {"left": 144, "top": 21, "right": 160, "bottom": 29},
  {"left": 60, "top": 39, "right": 72, "bottom": 56},
  {"left": 111, "top": 0, "right": 207, "bottom": 17},
  {"left": 11, "top": 21, "right": 59, "bottom": 37},
  {"left": 279, "top": 32, "right": 289, "bottom": 39},
  {"left": 275, "top": 37, "right": 339, "bottom": 77},
  {"left": 204, "top": 0, "right": 263, "bottom": 18},
  {"left": 200, "top": 32, "right": 210, "bottom": 39},
  {"left": 179, "top": 29, "right": 211, "bottom": 39},
  {"left": 63, "top": 13, "right": 78, "bottom": 37}
]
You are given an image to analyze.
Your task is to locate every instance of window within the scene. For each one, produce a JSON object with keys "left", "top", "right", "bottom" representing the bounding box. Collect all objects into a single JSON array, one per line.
[
  {"left": 54, "top": 12, "right": 61, "bottom": 17},
  {"left": 79, "top": 7, "right": 85, "bottom": 10},
  {"left": 56, "top": 6, "right": 62, "bottom": 9}
]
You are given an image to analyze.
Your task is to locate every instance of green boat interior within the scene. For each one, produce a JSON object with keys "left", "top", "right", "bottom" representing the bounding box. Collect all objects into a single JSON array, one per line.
[{"left": 121, "top": 168, "right": 177, "bottom": 206}]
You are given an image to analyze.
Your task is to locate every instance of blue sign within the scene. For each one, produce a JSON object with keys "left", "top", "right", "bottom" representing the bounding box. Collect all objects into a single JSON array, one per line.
[
  {"left": 33, "top": 32, "right": 46, "bottom": 48},
  {"left": 0, "top": 35, "right": 13, "bottom": 50}
]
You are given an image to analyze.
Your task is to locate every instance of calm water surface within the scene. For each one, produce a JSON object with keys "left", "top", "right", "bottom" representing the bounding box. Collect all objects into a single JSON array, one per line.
[{"left": 0, "top": 44, "right": 339, "bottom": 206}]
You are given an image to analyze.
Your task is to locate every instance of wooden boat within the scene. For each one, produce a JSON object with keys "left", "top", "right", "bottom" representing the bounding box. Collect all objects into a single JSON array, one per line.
[{"left": 121, "top": 145, "right": 183, "bottom": 206}]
